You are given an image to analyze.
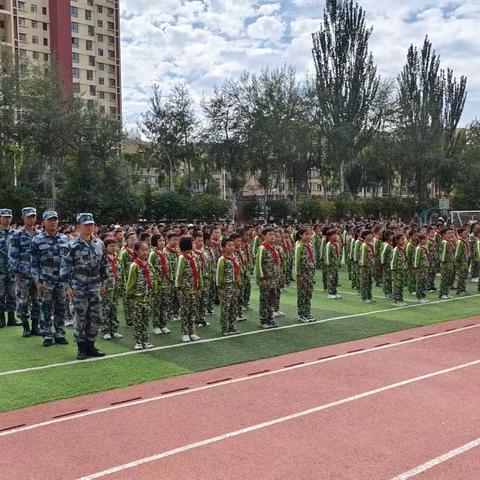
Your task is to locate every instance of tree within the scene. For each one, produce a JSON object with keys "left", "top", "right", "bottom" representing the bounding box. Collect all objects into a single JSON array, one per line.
[
  {"left": 196, "top": 194, "right": 230, "bottom": 221},
  {"left": 312, "top": 0, "right": 381, "bottom": 194}
]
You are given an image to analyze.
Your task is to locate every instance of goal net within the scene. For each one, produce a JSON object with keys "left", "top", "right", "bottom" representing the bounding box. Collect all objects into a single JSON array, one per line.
[{"left": 449, "top": 210, "right": 480, "bottom": 227}]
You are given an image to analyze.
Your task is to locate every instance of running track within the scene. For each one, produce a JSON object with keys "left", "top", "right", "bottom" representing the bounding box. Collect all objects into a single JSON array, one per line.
[{"left": 1, "top": 317, "right": 480, "bottom": 480}]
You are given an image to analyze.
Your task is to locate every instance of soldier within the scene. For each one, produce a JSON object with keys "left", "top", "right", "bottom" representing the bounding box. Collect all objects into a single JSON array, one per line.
[
  {"left": 255, "top": 227, "right": 281, "bottom": 329},
  {"left": 438, "top": 228, "right": 455, "bottom": 300},
  {"left": 391, "top": 233, "right": 407, "bottom": 307},
  {"left": 216, "top": 237, "right": 241, "bottom": 335},
  {"left": 30, "top": 211, "right": 70, "bottom": 346},
  {"left": 60, "top": 213, "right": 107, "bottom": 360},
  {"left": 358, "top": 230, "right": 374, "bottom": 304},
  {"left": 414, "top": 234, "right": 430, "bottom": 304},
  {"left": 176, "top": 235, "right": 203, "bottom": 343},
  {"left": 324, "top": 229, "right": 342, "bottom": 300},
  {"left": 455, "top": 228, "right": 469, "bottom": 296},
  {"left": 100, "top": 238, "right": 123, "bottom": 340},
  {"left": 0, "top": 209, "right": 19, "bottom": 328},
  {"left": 9, "top": 207, "right": 40, "bottom": 337},
  {"left": 294, "top": 227, "right": 316, "bottom": 323},
  {"left": 119, "top": 232, "right": 137, "bottom": 327}
]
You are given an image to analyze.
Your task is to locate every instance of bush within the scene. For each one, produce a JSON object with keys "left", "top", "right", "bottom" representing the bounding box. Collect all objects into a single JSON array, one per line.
[
  {"left": 0, "top": 186, "right": 38, "bottom": 219},
  {"left": 267, "top": 198, "right": 293, "bottom": 221},
  {"left": 333, "top": 195, "right": 362, "bottom": 219},
  {"left": 243, "top": 201, "right": 260, "bottom": 221},
  {"left": 196, "top": 194, "right": 230, "bottom": 221},
  {"left": 298, "top": 197, "right": 333, "bottom": 223},
  {"left": 152, "top": 192, "right": 194, "bottom": 220}
]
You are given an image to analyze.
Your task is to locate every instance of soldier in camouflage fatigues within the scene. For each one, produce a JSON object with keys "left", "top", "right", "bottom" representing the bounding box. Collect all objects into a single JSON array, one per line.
[
  {"left": 0, "top": 209, "right": 17, "bottom": 328},
  {"left": 30, "top": 211, "right": 70, "bottom": 346},
  {"left": 295, "top": 228, "right": 316, "bottom": 322},
  {"left": 216, "top": 238, "right": 241, "bottom": 335},
  {"left": 119, "top": 232, "right": 137, "bottom": 327},
  {"left": 324, "top": 230, "right": 341, "bottom": 298},
  {"left": 358, "top": 231, "right": 374, "bottom": 303},
  {"left": 391, "top": 235, "right": 407, "bottom": 306},
  {"left": 126, "top": 242, "right": 153, "bottom": 349},
  {"left": 60, "top": 213, "right": 107, "bottom": 360},
  {"left": 414, "top": 235, "right": 430, "bottom": 303},
  {"left": 9, "top": 207, "right": 41, "bottom": 337},
  {"left": 455, "top": 229, "right": 469, "bottom": 295},
  {"left": 255, "top": 228, "right": 281, "bottom": 328}
]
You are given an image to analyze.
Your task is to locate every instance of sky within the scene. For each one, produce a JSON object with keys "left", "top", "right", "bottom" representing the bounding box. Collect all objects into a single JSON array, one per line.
[{"left": 120, "top": 0, "right": 480, "bottom": 132}]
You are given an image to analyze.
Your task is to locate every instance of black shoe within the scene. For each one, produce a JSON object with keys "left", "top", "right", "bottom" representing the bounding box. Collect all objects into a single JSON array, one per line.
[
  {"left": 77, "top": 342, "right": 88, "bottom": 360},
  {"left": 42, "top": 337, "right": 54, "bottom": 347},
  {"left": 54, "top": 336, "right": 69, "bottom": 345},
  {"left": 0, "top": 313, "right": 5, "bottom": 328},
  {"left": 30, "top": 319, "right": 41, "bottom": 336},
  {"left": 7, "top": 312, "right": 22, "bottom": 326},
  {"left": 22, "top": 321, "right": 31, "bottom": 338},
  {"left": 86, "top": 341, "right": 105, "bottom": 358}
]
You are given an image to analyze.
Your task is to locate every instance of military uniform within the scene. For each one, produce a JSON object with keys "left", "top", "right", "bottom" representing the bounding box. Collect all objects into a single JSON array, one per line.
[
  {"left": 324, "top": 240, "right": 341, "bottom": 296},
  {"left": 414, "top": 245, "right": 430, "bottom": 301},
  {"left": 439, "top": 238, "right": 455, "bottom": 298},
  {"left": 455, "top": 238, "right": 469, "bottom": 295},
  {"left": 0, "top": 209, "right": 16, "bottom": 327},
  {"left": 425, "top": 236, "right": 438, "bottom": 291},
  {"left": 194, "top": 248, "right": 210, "bottom": 326},
  {"left": 391, "top": 246, "right": 407, "bottom": 304},
  {"left": 60, "top": 213, "right": 106, "bottom": 359},
  {"left": 8, "top": 207, "right": 40, "bottom": 336},
  {"left": 165, "top": 246, "right": 180, "bottom": 320},
  {"left": 405, "top": 241, "right": 416, "bottom": 294},
  {"left": 149, "top": 248, "right": 170, "bottom": 332},
  {"left": 119, "top": 246, "right": 135, "bottom": 326},
  {"left": 358, "top": 242, "right": 374, "bottom": 302},
  {"left": 352, "top": 238, "right": 362, "bottom": 291},
  {"left": 234, "top": 247, "right": 247, "bottom": 319},
  {"left": 241, "top": 240, "right": 253, "bottom": 308},
  {"left": 380, "top": 241, "right": 393, "bottom": 298},
  {"left": 216, "top": 254, "right": 240, "bottom": 334},
  {"left": 295, "top": 241, "right": 316, "bottom": 320},
  {"left": 30, "top": 211, "right": 70, "bottom": 344},
  {"left": 372, "top": 236, "right": 383, "bottom": 286},
  {"left": 100, "top": 252, "right": 121, "bottom": 336}
]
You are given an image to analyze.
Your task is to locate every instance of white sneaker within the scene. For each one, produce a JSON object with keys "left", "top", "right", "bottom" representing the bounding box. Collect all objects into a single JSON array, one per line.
[
  {"left": 237, "top": 316, "right": 246, "bottom": 322},
  {"left": 471, "top": 278, "right": 479, "bottom": 283},
  {"left": 133, "top": 342, "right": 143, "bottom": 350},
  {"left": 242, "top": 306, "right": 247, "bottom": 311},
  {"left": 418, "top": 298, "right": 429, "bottom": 304},
  {"left": 143, "top": 342, "right": 154, "bottom": 349},
  {"left": 161, "top": 327, "right": 171, "bottom": 334},
  {"left": 112, "top": 332, "right": 123, "bottom": 339},
  {"left": 335, "top": 294, "right": 342, "bottom": 299},
  {"left": 440, "top": 295, "right": 449, "bottom": 300},
  {"left": 273, "top": 311, "right": 280, "bottom": 318},
  {"left": 276, "top": 311, "right": 286, "bottom": 317},
  {"left": 153, "top": 327, "right": 162, "bottom": 335},
  {"left": 103, "top": 333, "right": 112, "bottom": 340},
  {"left": 181, "top": 335, "right": 191, "bottom": 343},
  {"left": 362, "top": 299, "right": 372, "bottom": 304},
  {"left": 172, "top": 316, "right": 180, "bottom": 322},
  {"left": 327, "top": 294, "right": 337, "bottom": 300},
  {"left": 298, "top": 317, "right": 310, "bottom": 323},
  {"left": 189, "top": 334, "right": 200, "bottom": 341}
]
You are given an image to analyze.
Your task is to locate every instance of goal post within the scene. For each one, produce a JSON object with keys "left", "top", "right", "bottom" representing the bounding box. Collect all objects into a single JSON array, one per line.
[{"left": 449, "top": 210, "right": 480, "bottom": 227}]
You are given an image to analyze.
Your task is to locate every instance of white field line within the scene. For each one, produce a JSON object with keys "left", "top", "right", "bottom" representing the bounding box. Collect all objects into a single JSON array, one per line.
[
  {"left": 1, "top": 294, "right": 479, "bottom": 378},
  {"left": 390, "top": 437, "right": 480, "bottom": 479},
  {"left": 77, "top": 357, "right": 480, "bottom": 479},
  {"left": 1, "top": 323, "right": 478, "bottom": 439}
]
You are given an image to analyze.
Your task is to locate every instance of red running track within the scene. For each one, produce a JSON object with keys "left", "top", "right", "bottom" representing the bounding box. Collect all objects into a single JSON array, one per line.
[{"left": 1, "top": 317, "right": 480, "bottom": 480}]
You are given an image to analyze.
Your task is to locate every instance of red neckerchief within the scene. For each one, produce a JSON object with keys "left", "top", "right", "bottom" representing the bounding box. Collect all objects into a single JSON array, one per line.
[
  {"left": 155, "top": 248, "right": 169, "bottom": 280},
  {"left": 329, "top": 240, "right": 340, "bottom": 259},
  {"left": 183, "top": 252, "right": 200, "bottom": 291},
  {"left": 126, "top": 248, "right": 134, "bottom": 260},
  {"left": 303, "top": 242, "right": 314, "bottom": 262},
  {"left": 261, "top": 242, "right": 280, "bottom": 264},
  {"left": 108, "top": 254, "right": 119, "bottom": 279},
  {"left": 421, "top": 245, "right": 431, "bottom": 262},
  {"left": 166, "top": 246, "right": 179, "bottom": 257},
  {"left": 194, "top": 249, "right": 206, "bottom": 270},
  {"left": 133, "top": 258, "right": 152, "bottom": 290},
  {"left": 223, "top": 254, "right": 240, "bottom": 281}
]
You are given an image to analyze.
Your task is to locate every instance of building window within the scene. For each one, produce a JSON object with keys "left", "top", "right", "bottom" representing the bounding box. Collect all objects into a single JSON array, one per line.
[
  {"left": 43, "top": 37, "right": 48, "bottom": 46},
  {"left": 30, "top": 4, "right": 37, "bottom": 13},
  {"left": 31, "top": 20, "right": 38, "bottom": 28},
  {"left": 72, "top": 67, "right": 80, "bottom": 78},
  {"left": 109, "top": 78, "right": 115, "bottom": 87},
  {"left": 44, "top": 53, "right": 49, "bottom": 61},
  {"left": 88, "top": 55, "right": 95, "bottom": 66},
  {"left": 88, "top": 25, "right": 94, "bottom": 36},
  {"left": 99, "top": 106, "right": 105, "bottom": 114},
  {"left": 98, "top": 48, "right": 103, "bottom": 56},
  {"left": 98, "top": 77, "right": 104, "bottom": 85},
  {"left": 19, "top": 48, "right": 27, "bottom": 57},
  {"left": 86, "top": 70, "right": 93, "bottom": 81},
  {"left": 97, "top": 34, "right": 103, "bottom": 42},
  {"left": 109, "top": 64, "right": 115, "bottom": 73},
  {"left": 97, "top": 63, "right": 104, "bottom": 71},
  {"left": 32, "top": 35, "right": 38, "bottom": 44},
  {"left": 85, "top": 9, "right": 91, "bottom": 20},
  {"left": 18, "top": 17, "right": 26, "bottom": 26},
  {"left": 43, "top": 23, "right": 47, "bottom": 31},
  {"left": 17, "top": 2, "right": 25, "bottom": 11},
  {"left": 71, "top": 22, "right": 78, "bottom": 33},
  {"left": 99, "top": 91, "right": 105, "bottom": 99},
  {"left": 19, "top": 33, "right": 27, "bottom": 42},
  {"left": 73, "top": 83, "right": 80, "bottom": 93},
  {"left": 87, "top": 99, "right": 94, "bottom": 109},
  {"left": 97, "top": 20, "right": 103, "bottom": 28},
  {"left": 32, "top": 51, "right": 39, "bottom": 59},
  {"left": 107, "top": 8, "right": 114, "bottom": 16},
  {"left": 72, "top": 37, "right": 79, "bottom": 48},
  {"left": 109, "top": 93, "right": 116, "bottom": 101},
  {"left": 89, "top": 85, "right": 96, "bottom": 96},
  {"left": 108, "top": 49, "right": 114, "bottom": 58},
  {"left": 107, "top": 21, "right": 114, "bottom": 30},
  {"left": 72, "top": 52, "right": 79, "bottom": 63},
  {"left": 108, "top": 35, "right": 114, "bottom": 44},
  {"left": 71, "top": 6, "right": 78, "bottom": 17},
  {"left": 42, "top": 6, "right": 47, "bottom": 15},
  {"left": 86, "top": 40, "right": 92, "bottom": 51},
  {"left": 110, "top": 106, "right": 116, "bottom": 115},
  {"left": 97, "top": 5, "right": 103, "bottom": 13},
  {"left": 87, "top": 0, "right": 93, "bottom": 6}
]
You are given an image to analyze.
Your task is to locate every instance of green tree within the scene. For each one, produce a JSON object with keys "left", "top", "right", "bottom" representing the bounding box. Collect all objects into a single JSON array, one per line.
[{"left": 196, "top": 194, "right": 230, "bottom": 221}]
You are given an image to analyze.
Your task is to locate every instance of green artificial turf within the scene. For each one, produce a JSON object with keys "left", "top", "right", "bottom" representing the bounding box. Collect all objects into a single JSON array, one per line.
[{"left": 1, "top": 270, "right": 479, "bottom": 413}]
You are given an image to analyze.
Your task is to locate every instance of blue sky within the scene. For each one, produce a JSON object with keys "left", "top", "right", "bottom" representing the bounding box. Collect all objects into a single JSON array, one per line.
[{"left": 120, "top": 0, "right": 480, "bottom": 131}]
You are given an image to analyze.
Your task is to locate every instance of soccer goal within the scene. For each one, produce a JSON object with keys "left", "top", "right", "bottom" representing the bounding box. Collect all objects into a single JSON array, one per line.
[{"left": 449, "top": 210, "right": 480, "bottom": 227}]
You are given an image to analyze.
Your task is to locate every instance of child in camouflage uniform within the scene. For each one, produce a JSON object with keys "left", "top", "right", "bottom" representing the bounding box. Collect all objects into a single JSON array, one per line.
[
  {"left": 469, "top": 224, "right": 479, "bottom": 282},
  {"left": 232, "top": 233, "right": 247, "bottom": 322},
  {"left": 352, "top": 230, "right": 362, "bottom": 291},
  {"left": 240, "top": 227, "right": 253, "bottom": 309},
  {"left": 100, "top": 239, "right": 122, "bottom": 339},
  {"left": 193, "top": 231, "right": 211, "bottom": 328},
  {"left": 165, "top": 232, "right": 180, "bottom": 321},
  {"left": 273, "top": 231, "right": 286, "bottom": 318},
  {"left": 439, "top": 228, "right": 455, "bottom": 299},
  {"left": 391, "top": 233, "right": 407, "bottom": 307},
  {"left": 126, "top": 241, "right": 153, "bottom": 350},
  {"left": 176, "top": 236, "right": 203, "bottom": 343},
  {"left": 216, "top": 237, "right": 241, "bottom": 335},
  {"left": 372, "top": 226, "right": 383, "bottom": 287},
  {"left": 358, "top": 230, "right": 374, "bottom": 304},
  {"left": 455, "top": 228, "right": 469, "bottom": 296},
  {"left": 324, "top": 229, "right": 342, "bottom": 299},
  {"left": 294, "top": 227, "right": 316, "bottom": 322},
  {"left": 414, "top": 234, "right": 430, "bottom": 304},
  {"left": 405, "top": 230, "right": 417, "bottom": 294},
  {"left": 149, "top": 234, "right": 171, "bottom": 336},
  {"left": 425, "top": 226, "right": 438, "bottom": 292},
  {"left": 119, "top": 232, "right": 137, "bottom": 327},
  {"left": 203, "top": 232, "right": 217, "bottom": 315},
  {"left": 380, "top": 230, "right": 394, "bottom": 298}
]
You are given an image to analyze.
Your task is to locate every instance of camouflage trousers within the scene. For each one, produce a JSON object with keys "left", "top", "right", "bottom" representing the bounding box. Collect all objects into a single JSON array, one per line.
[
  {"left": 297, "top": 272, "right": 314, "bottom": 318},
  {"left": 345, "top": 256, "right": 352, "bottom": 281},
  {"left": 259, "top": 281, "right": 276, "bottom": 325},
  {"left": 179, "top": 292, "right": 199, "bottom": 336},
  {"left": 100, "top": 297, "right": 119, "bottom": 335},
  {"left": 415, "top": 269, "right": 428, "bottom": 300},
  {"left": 439, "top": 264, "right": 455, "bottom": 298},
  {"left": 325, "top": 265, "right": 339, "bottom": 296},
  {"left": 207, "top": 279, "right": 216, "bottom": 313},
  {"left": 382, "top": 265, "right": 392, "bottom": 297},
  {"left": 359, "top": 267, "right": 373, "bottom": 301},
  {"left": 16, "top": 276, "right": 40, "bottom": 325},
  {"left": 122, "top": 293, "right": 133, "bottom": 327},
  {"left": 132, "top": 300, "right": 151, "bottom": 344},
  {"left": 167, "top": 285, "right": 180, "bottom": 318},
  {"left": 243, "top": 275, "right": 251, "bottom": 308},
  {"left": 471, "top": 259, "right": 480, "bottom": 279},
  {"left": 320, "top": 261, "right": 327, "bottom": 290},
  {"left": 220, "top": 285, "right": 239, "bottom": 333},
  {"left": 406, "top": 268, "right": 416, "bottom": 294},
  {"left": 39, "top": 283, "right": 66, "bottom": 339},
  {"left": 351, "top": 262, "right": 359, "bottom": 290},
  {"left": 456, "top": 264, "right": 468, "bottom": 295},
  {"left": 237, "top": 281, "right": 245, "bottom": 317},
  {"left": 427, "top": 266, "right": 436, "bottom": 291},
  {"left": 286, "top": 257, "right": 294, "bottom": 284},
  {"left": 72, "top": 289, "right": 102, "bottom": 343},
  {"left": 373, "top": 260, "right": 382, "bottom": 286},
  {"left": 0, "top": 273, "right": 15, "bottom": 314},
  {"left": 197, "top": 284, "right": 209, "bottom": 323},
  {"left": 392, "top": 271, "right": 405, "bottom": 303},
  {"left": 152, "top": 289, "right": 169, "bottom": 329},
  {"left": 273, "top": 284, "right": 281, "bottom": 312}
]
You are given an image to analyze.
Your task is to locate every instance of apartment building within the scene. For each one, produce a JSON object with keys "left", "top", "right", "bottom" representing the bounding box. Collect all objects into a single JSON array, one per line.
[{"left": 0, "top": 0, "right": 121, "bottom": 119}]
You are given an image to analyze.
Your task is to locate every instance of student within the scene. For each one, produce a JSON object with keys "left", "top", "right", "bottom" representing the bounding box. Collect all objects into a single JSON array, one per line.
[
  {"left": 380, "top": 230, "right": 394, "bottom": 298},
  {"left": 439, "top": 228, "right": 455, "bottom": 299},
  {"left": 272, "top": 230, "right": 286, "bottom": 317},
  {"left": 164, "top": 232, "right": 180, "bottom": 321},
  {"left": 231, "top": 233, "right": 247, "bottom": 322},
  {"left": 324, "top": 229, "right": 342, "bottom": 300},
  {"left": 193, "top": 231, "right": 211, "bottom": 328},
  {"left": 319, "top": 226, "right": 329, "bottom": 290},
  {"left": 455, "top": 228, "right": 469, "bottom": 296},
  {"left": 126, "top": 241, "right": 154, "bottom": 350},
  {"left": 119, "top": 232, "right": 137, "bottom": 327},
  {"left": 372, "top": 226, "right": 383, "bottom": 287},
  {"left": 216, "top": 237, "right": 241, "bottom": 335},
  {"left": 414, "top": 234, "right": 430, "bottom": 304},
  {"left": 176, "top": 236, "right": 203, "bottom": 343},
  {"left": 352, "top": 229, "right": 362, "bottom": 291},
  {"left": 148, "top": 234, "right": 171, "bottom": 335},
  {"left": 425, "top": 226, "right": 438, "bottom": 292},
  {"left": 469, "top": 224, "right": 479, "bottom": 283},
  {"left": 358, "top": 230, "right": 374, "bottom": 304},
  {"left": 203, "top": 232, "right": 217, "bottom": 315},
  {"left": 294, "top": 227, "right": 316, "bottom": 322},
  {"left": 391, "top": 233, "right": 407, "bottom": 307},
  {"left": 405, "top": 229, "right": 417, "bottom": 294}
]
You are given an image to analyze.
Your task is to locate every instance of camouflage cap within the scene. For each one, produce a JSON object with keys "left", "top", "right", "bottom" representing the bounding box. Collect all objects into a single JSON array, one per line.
[
  {"left": 21, "top": 207, "right": 37, "bottom": 217},
  {"left": 43, "top": 210, "right": 58, "bottom": 220},
  {"left": 0, "top": 209, "right": 13, "bottom": 217},
  {"left": 76, "top": 213, "right": 95, "bottom": 225}
]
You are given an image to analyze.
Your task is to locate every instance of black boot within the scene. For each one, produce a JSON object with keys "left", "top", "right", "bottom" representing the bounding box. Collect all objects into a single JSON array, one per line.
[
  {"left": 7, "top": 312, "right": 22, "bottom": 326},
  {"left": 86, "top": 341, "right": 105, "bottom": 358},
  {"left": 76, "top": 342, "right": 88, "bottom": 360},
  {"left": 22, "top": 321, "right": 31, "bottom": 338},
  {"left": 30, "top": 318, "right": 41, "bottom": 336},
  {"left": 0, "top": 313, "right": 5, "bottom": 328}
]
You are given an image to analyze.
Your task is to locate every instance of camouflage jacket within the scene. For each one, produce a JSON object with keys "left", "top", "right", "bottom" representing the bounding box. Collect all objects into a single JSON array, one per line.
[
  {"left": 294, "top": 241, "right": 316, "bottom": 276},
  {"left": 30, "top": 231, "right": 69, "bottom": 285},
  {"left": 175, "top": 252, "right": 203, "bottom": 295},
  {"left": 126, "top": 259, "right": 152, "bottom": 302},
  {"left": 216, "top": 255, "right": 240, "bottom": 288},
  {"left": 255, "top": 243, "right": 281, "bottom": 283},
  {"left": 8, "top": 227, "right": 40, "bottom": 278},
  {"left": 104, "top": 254, "right": 121, "bottom": 300},
  {"left": 148, "top": 249, "right": 170, "bottom": 292},
  {"left": 0, "top": 228, "right": 13, "bottom": 274}
]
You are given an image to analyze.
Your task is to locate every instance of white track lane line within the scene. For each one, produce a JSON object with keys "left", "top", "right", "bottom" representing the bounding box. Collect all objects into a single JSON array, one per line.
[
  {"left": 322, "top": 289, "right": 417, "bottom": 302},
  {"left": 1, "top": 293, "right": 479, "bottom": 378},
  {"left": 77, "top": 357, "right": 480, "bottom": 480},
  {"left": 1, "top": 323, "right": 478, "bottom": 439},
  {"left": 391, "top": 437, "right": 480, "bottom": 479}
]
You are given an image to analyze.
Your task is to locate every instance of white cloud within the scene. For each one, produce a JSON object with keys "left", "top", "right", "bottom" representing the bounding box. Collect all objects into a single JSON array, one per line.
[
  {"left": 257, "top": 3, "right": 282, "bottom": 16},
  {"left": 246, "top": 16, "right": 285, "bottom": 40}
]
